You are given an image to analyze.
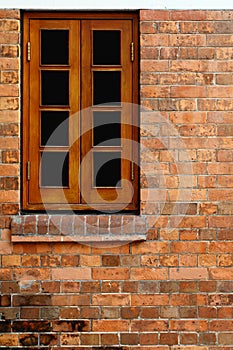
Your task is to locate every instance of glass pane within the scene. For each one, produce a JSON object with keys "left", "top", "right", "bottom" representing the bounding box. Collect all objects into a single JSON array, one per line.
[
  {"left": 93, "top": 111, "right": 121, "bottom": 146},
  {"left": 41, "top": 30, "right": 69, "bottom": 65},
  {"left": 94, "top": 152, "right": 121, "bottom": 187},
  {"left": 41, "top": 152, "right": 68, "bottom": 187},
  {"left": 93, "top": 71, "right": 120, "bottom": 106},
  {"left": 41, "top": 71, "right": 69, "bottom": 106},
  {"left": 93, "top": 30, "right": 120, "bottom": 65},
  {"left": 41, "top": 111, "right": 69, "bottom": 146}
]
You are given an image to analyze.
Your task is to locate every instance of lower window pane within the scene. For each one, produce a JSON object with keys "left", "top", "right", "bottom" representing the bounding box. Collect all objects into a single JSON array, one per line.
[
  {"left": 94, "top": 152, "right": 121, "bottom": 187},
  {"left": 41, "top": 152, "right": 69, "bottom": 187}
]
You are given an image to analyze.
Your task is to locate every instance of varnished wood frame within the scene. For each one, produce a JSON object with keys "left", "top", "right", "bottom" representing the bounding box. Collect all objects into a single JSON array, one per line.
[{"left": 22, "top": 11, "right": 139, "bottom": 211}]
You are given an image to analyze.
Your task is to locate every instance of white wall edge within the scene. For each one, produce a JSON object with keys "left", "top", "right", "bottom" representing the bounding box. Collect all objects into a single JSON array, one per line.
[{"left": 1, "top": 0, "right": 233, "bottom": 10}]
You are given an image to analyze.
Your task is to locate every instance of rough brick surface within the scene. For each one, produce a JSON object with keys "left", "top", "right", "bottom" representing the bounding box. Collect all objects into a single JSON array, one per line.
[{"left": 1, "top": 8, "right": 233, "bottom": 349}]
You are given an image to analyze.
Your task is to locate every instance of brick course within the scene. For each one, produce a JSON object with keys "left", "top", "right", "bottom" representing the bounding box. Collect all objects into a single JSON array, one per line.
[{"left": 0, "top": 8, "right": 233, "bottom": 349}]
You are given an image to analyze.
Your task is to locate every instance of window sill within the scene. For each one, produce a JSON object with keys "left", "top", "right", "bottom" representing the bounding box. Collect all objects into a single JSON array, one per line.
[{"left": 10, "top": 215, "right": 147, "bottom": 243}]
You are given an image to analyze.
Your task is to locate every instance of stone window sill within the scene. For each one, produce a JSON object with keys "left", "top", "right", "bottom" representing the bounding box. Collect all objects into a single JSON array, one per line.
[{"left": 11, "top": 215, "right": 147, "bottom": 243}]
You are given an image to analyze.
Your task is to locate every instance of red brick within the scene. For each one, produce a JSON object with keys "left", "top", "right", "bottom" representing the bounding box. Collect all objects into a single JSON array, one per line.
[
  {"left": 171, "top": 86, "right": 206, "bottom": 98},
  {"left": 210, "top": 320, "right": 233, "bottom": 331},
  {"left": 216, "top": 47, "right": 233, "bottom": 59},
  {"left": 52, "top": 267, "right": 91, "bottom": 280},
  {"left": 92, "top": 320, "right": 129, "bottom": 332},
  {"left": 199, "top": 307, "right": 217, "bottom": 318},
  {"left": 0, "top": 10, "right": 19, "bottom": 19},
  {"left": 60, "top": 307, "right": 80, "bottom": 319},
  {"left": 160, "top": 333, "right": 178, "bottom": 345},
  {"left": 80, "top": 255, "right": 99, "bottom": 266},
  {"left": 131, "top": 320, "right": 168, "bottom": 331},
  {"left": 0, "top": 334, "right": 18, "bottom": 346},
  {"left": 21, "top": 308, "right": 40, "bottom": 319},
  {"left": 102, "top": 255, "right": 120, "bottom": 266},
  {"left": 13, "top": 295, "right": 51, "bottom": 307},
  {"left": 81, "top": 281, "right": 100, "bottom": 293},
  {"left": 171, "top": 242, "right": 206, "bottom": 253},
  {"left": 81, "top": 334, "right": 99, "bottom": 345},
  {"left": 210, "top": 267, "right": 233, "bottom": 280},
  {"left": 52, "top": 295, "right": 90, "bottom": 306},
  {"left": 140, "top": 10, "right": 169, "bottom": 21},
  {"left": 207, "top": 34, "right": 233, "bottom": 46},
  {"left": 19, "top": 334, "right": 38, "bottom": 347},
  {"left": 60, "top": 334, "right": 80, "bottom": 346},
  {"left": 140, "top": 333, "right": 159, "bottom": 345},
  {"left": 101, "top": 333, "right": 119, "bottom": 345},
  {"left": 42, "top": 281, "right": 60, "bottom": 293},
  {"left": 180, "top": 48, "right": 198, "bottom": 59},
  {"left": 218, "top": 333, "right": 233, "bottom": 345},
  {"left": 2, "top": 255, "right": 20, "bottom": 266},
  {"left": 61, "top": 282, "right": 80, "bottom": 293},
  {"left": 170, "top": 268, "right": 208, "bottom": 280},
  {"left": 121, "top": 333, "right": 139, "bottom": 345},
  {"left": 170, "top": 320, "right": 208, "bottom": 331},
  {"left": 141, "top": 34, "right": 169, "bottom": 47},
  {"left": 171, "top": 10, "right": 206, "bottom": 20},
  {"left": 132, "top": 294, "right": 169, "bottom": 306},
  {"left": 140, "top": 306, "right": 159, "bottom": 318},
  {"left": 92, "top": 267, "right": 129, "bottom": 280},
  {"left": 93, "top": 294, "right": 130, "bottom": 306},
  {"left": 180, "top": 333, "right": 198, "bottom": 345},
  {"left": 160, "top": 46, "right": 179, "bottom": 59},
  {"left": 131, "top": 268, "right": 168, "bottom": 280},
  {"left": 140, "top": 21, "right": 158, "bottom": 34},
  {"left": 209, "top": 216, "right": 233, "bottom": 228},
  {"left": 218, "top": 175, "right": 233, "bottom": 187},
  {"left": 52, "top": 320, "right": 89, "bottom": 332},
  {"left": 132, "top": 241, "right": 168, "bottom": 254},
  {"left": 200, "top": 333, "right": 216, "bottom": 345}
]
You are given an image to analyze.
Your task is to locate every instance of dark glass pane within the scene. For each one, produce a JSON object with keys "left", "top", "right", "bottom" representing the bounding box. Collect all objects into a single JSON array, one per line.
[
  {"left": 41, "top": 152, "right": 68, "bottom": 187},
  {"left": 93, "top": 30, "right": 120, "bottom": 65},
  {"left": 41, "top": 71, "right": 69, "bottom": 106},
  {"left": 94, "top": 71, "right": 120, "bottom": 105},
  {"left": 94, "top": 152, "right": 121, "bottom": 187},
  {"left": 41, "top": 30, "right": 69, "bottom": 65},
  {"left": 41, "top": 111, "right": 69, "bottom": 146},
  {"left": 93, "top": 111, "right": 121, "bottom": 146}
]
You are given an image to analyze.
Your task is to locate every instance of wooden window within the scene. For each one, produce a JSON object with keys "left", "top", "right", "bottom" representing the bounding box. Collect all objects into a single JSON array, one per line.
[{"left": 22, "top": 12, "right": 139, "bottom": 211}]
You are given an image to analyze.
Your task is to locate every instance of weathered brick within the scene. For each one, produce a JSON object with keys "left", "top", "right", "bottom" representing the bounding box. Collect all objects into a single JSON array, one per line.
[
  {"left": 52, "top": 320, "right": 90, "bottom": 332},
  {"left": 60, "top": 334, "right": 80, "bottom": 346},
  {"left": 12, "top": 321, "right": 51, "bottom": 332},
  {"left": 0, "top": 334, "right": 18, "bottom": 346},
  {"left": 19, "top": 334, "right": 38, "bottom": 347}
]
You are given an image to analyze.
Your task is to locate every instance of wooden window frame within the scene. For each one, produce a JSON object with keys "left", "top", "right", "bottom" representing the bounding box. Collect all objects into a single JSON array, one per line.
[{"left": 22, "top": 11, "right": 139, "bottom": 212}]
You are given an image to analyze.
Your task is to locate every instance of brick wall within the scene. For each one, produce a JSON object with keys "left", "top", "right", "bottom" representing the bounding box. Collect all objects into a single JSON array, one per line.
[{"left": 1, "top": 8, "right": 233, "bottom": 349}]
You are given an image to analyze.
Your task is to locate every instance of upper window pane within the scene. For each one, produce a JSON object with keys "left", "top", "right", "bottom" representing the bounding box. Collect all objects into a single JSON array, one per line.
[
  {"left": 41, "top": 70, "right": 69, "bottom": 106},
  {"left": 93, "top": 30, "right": 121, "bottom": 65},
  {"left": 41, "top": 30, "right": 69, "bottom": 65},
  {"left": 93, "top": 71, "right": 121, "bottom": 105},
  {"left": 93, "top": 111, "right": 121, "bottom": 146}
]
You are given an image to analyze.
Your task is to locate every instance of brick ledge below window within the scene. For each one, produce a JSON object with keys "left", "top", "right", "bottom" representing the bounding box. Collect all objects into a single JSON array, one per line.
[{"left": 11, "top": 215, "right": 147, "bottom": 243}]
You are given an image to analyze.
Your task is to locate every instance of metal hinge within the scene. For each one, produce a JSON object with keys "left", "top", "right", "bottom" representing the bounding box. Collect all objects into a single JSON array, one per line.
[
  {"left": 130, "top": 42, "right": 134, "bottom": 62},
  {"left": 27, "top": 42, "right": 31, "bottom": 61},
  {"left": 27, "top": 161, "right": 31, "bottom": 180},
  {"left": 131, "top": 161, "right": 134, "bottom": 181}
]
